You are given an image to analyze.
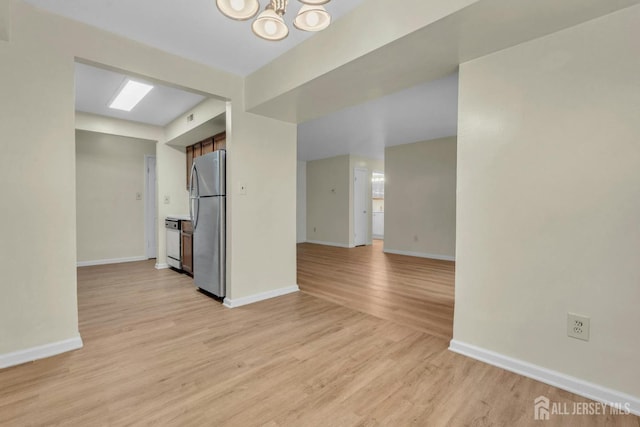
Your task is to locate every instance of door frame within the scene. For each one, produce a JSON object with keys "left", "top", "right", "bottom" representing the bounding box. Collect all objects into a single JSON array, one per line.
[
  {"left": 144, "top": 155, "right": 157, "bottom": 259},
  {"left": 372, "top": 170, "right": 385, "bottom": 240},
  {"left": 353, "top": 167, "right": 368, "bottom": 246}
]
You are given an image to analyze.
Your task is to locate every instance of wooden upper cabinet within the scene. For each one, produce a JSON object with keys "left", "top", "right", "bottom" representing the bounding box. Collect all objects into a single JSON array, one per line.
[
  {"left": 186, "top": 131, "right": 226, "bottom": 189},
  {"left": 201, "top": 138, "right": 214, "bottom": 155},
  {"left": 213, "top": 132, "right": 226, "bottom": 151},
  {"left": 192, "top": 142, "right": 202, "bottom": 158}
]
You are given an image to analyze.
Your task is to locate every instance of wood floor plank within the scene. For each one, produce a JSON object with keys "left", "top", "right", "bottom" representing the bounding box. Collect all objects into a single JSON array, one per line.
[
  {"left": 0, "top": 258, "right": 636, "bottom": 426},
  {"left": 297, "top": 240, "right": 456, "bottom": 339}
]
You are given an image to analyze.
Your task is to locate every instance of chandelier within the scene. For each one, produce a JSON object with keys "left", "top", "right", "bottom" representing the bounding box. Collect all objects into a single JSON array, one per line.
[{"left": 216, "top": 0, "right": 332, "bottom": 41}]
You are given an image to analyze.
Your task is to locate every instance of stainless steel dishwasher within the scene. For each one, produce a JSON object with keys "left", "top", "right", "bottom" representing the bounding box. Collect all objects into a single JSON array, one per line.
[{"left": 165, "top": 218, "right": 181, "bottom": 269}]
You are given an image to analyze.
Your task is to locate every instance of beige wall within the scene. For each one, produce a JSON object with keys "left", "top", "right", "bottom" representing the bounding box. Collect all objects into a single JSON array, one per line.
[
  {"left": 454, "top": 5, "right": 640, "bottom": 398},
  {"left": 225, "top": 105, "right": 297, "bottom": 300},
  {"left": 0, "top": 14, "right": 78, "bottom": 353},
  {"left": 306, "top": 155, "right": 350, "bottom": 246},
  {"left": 74, "top": 113, "right": 189, "bottom": 269},
  {"left": 154, "top": 143, "right": 190, "bottom": 267},
  {"left": 164, "top": 97, "right": 226, "bottom": 144},
  {"left": 245, "top": 0, "right": 478, "bottom": 121},
  {"left": 76, "top": 130, "right": 155, "bottom": 263},
  {"left": 384, "top": 137, "right": 457, "bottom": 259},
  {"left": 0, "top": 0, "right": 9, "bottom": 41},
  {"left": 245, "top": 0, "right": 637, "bottom": 124},
  {"left": 305, "top": 155, "right": 382, "bottom": 247},
  {"left": 0, "top": 2, "right": 296, "bottom": 358},
  {"left": 297, "top": 161, "right": 307, "bottom": 243},
  {"left": 75, "top": 112, "right": 164, "bottom": 142}
]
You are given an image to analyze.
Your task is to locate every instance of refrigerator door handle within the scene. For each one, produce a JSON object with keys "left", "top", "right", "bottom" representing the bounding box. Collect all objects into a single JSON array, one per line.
[
  {"left": 190, "top": 163, "right": 200, "bottom": 230},
  {"left": 189, "top": 162, "right": 196, "bottom": 200},
  {"left": 189, "top": 196, "right": 194, "bottom": 228},
  {"left": 194, "top": 198, "right": 200, "bottom": 231}
]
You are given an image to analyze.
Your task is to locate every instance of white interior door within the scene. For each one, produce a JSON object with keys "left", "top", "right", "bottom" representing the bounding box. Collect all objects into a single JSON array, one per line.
[
  {"left": 145, "top": 155, "right": 157, "bottom": 259},
  {"left": 354, "top": 168, "right": 368, "bottom": 246}
]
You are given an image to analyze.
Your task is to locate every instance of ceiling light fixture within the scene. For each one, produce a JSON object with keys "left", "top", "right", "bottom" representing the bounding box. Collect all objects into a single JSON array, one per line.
[
  {"left": 109, "top": 80, "right": 154, "bottom": 112},
  {"left": 216, "top": 0, "right": 332, "bottom": 41}
]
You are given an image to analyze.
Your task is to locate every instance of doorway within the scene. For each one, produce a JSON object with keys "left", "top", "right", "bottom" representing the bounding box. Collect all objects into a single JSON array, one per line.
[
  {"left": 354, "top": 168, "right": 368, "bottom": 246},
  {"left": 372, "top": 171, "right": 384, "bottom": 240},
  {"left": 145, "top": 155, "right": 157, "bottom": 259}
]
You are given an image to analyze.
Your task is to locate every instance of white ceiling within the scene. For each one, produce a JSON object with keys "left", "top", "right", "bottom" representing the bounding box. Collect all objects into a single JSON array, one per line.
[
  {"left": 298, "top": 73, "right": 459, "bottom": 161},
  {"left": 75, "top": 62, "right": 208, "bottom": 127},
  {"left": 75, "top": 60, "right": 459, "bottom": 157},
  {"left": 40, "top": 0, "right": 458, "bottom": 159},
  {"left": 24, "top": 0, "right": 367, "bottom": 76}
]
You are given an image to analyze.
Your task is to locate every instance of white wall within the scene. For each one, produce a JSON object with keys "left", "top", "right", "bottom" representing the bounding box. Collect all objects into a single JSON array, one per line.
[
  {"left": 384, "top": 137, "right": 456, "bottom": 259},
  {"left": 297, "top": 160, "right": 307, "bottom": 243},
  {"left": 75, "top": 130, "right": 156, "bottom": 263},
  {"left": 454, "top": 5, "right": 640, "bottom": 399},
  {"left": 306, "top": 155, "right": 350, "bottom": 246}
]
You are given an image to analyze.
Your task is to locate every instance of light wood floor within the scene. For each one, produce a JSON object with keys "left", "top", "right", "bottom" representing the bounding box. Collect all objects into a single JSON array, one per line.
[
  {"left": 297, "top": 240, "right": 455, "bottom": 339},
  {"left": 0, "top": 260, "right": 637, "bottom": 426}
]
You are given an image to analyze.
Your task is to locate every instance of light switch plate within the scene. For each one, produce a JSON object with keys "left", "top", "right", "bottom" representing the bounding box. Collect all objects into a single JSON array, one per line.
[{"left": 164, "top": 195, "right": 171, "bottom": 204}]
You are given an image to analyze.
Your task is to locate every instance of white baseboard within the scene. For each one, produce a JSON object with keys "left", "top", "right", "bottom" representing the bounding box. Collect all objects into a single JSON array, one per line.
[
  {"left": 383, "top": 248, "right": 455, "bottom": 261},
  {"left": 155, "top": 263, "right": 169, "bottom": 270},
  {"left": 372, "top": 235, "right": 384, "bottom": 240},
  {"left": 223, "top": 285, "right": 300, "bottom": 309},
  {"left": 77, "top": 256, "right": 147, "bottom": 267},
  {"left": 449, "top": 340, "right": 640, "bottom": 416},
  {"left": 0, "top": 336, "right": 83, "bottom": 369},
  {"left": 305, "top": 240, "right": 354, "bottom": 248}
]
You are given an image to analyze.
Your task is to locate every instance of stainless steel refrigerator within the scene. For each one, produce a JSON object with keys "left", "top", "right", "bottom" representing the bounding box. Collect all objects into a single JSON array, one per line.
[{"left": 189, "top": 150, "right": 226, "bottom": 298}]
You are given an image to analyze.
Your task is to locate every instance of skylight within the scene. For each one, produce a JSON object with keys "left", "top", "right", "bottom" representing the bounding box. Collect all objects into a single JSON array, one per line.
[{"left": 109, "top": 80, "right": 154, "bottom": 112}]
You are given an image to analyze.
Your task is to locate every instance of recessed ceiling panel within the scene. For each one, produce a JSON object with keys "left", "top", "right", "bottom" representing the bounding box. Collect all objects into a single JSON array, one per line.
[{"left": 75, "top": 62, "right": 208, "bottom": 127}]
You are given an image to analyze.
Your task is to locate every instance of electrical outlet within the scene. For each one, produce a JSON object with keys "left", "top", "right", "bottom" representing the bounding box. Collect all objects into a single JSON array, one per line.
[
  {"left": 164, "top": 195, "right": 171, "bottom": 204},
  {"left": 567, "top": 313, "right": 590, "bottom": 341}
]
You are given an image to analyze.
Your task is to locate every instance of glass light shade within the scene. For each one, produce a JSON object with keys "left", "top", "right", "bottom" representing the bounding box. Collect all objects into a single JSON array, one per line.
[
  {"left": 294, "top": 4, "right": 331, "bottom": 32},
  {"left": 252, "top": 8, "right": 289, "bottom": 41},
  {"left": 298, "top": 0, "right": 331, "bottom": 5},
  {"left": 216, "top": 0, "right": 260, "bottom": 21}
]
